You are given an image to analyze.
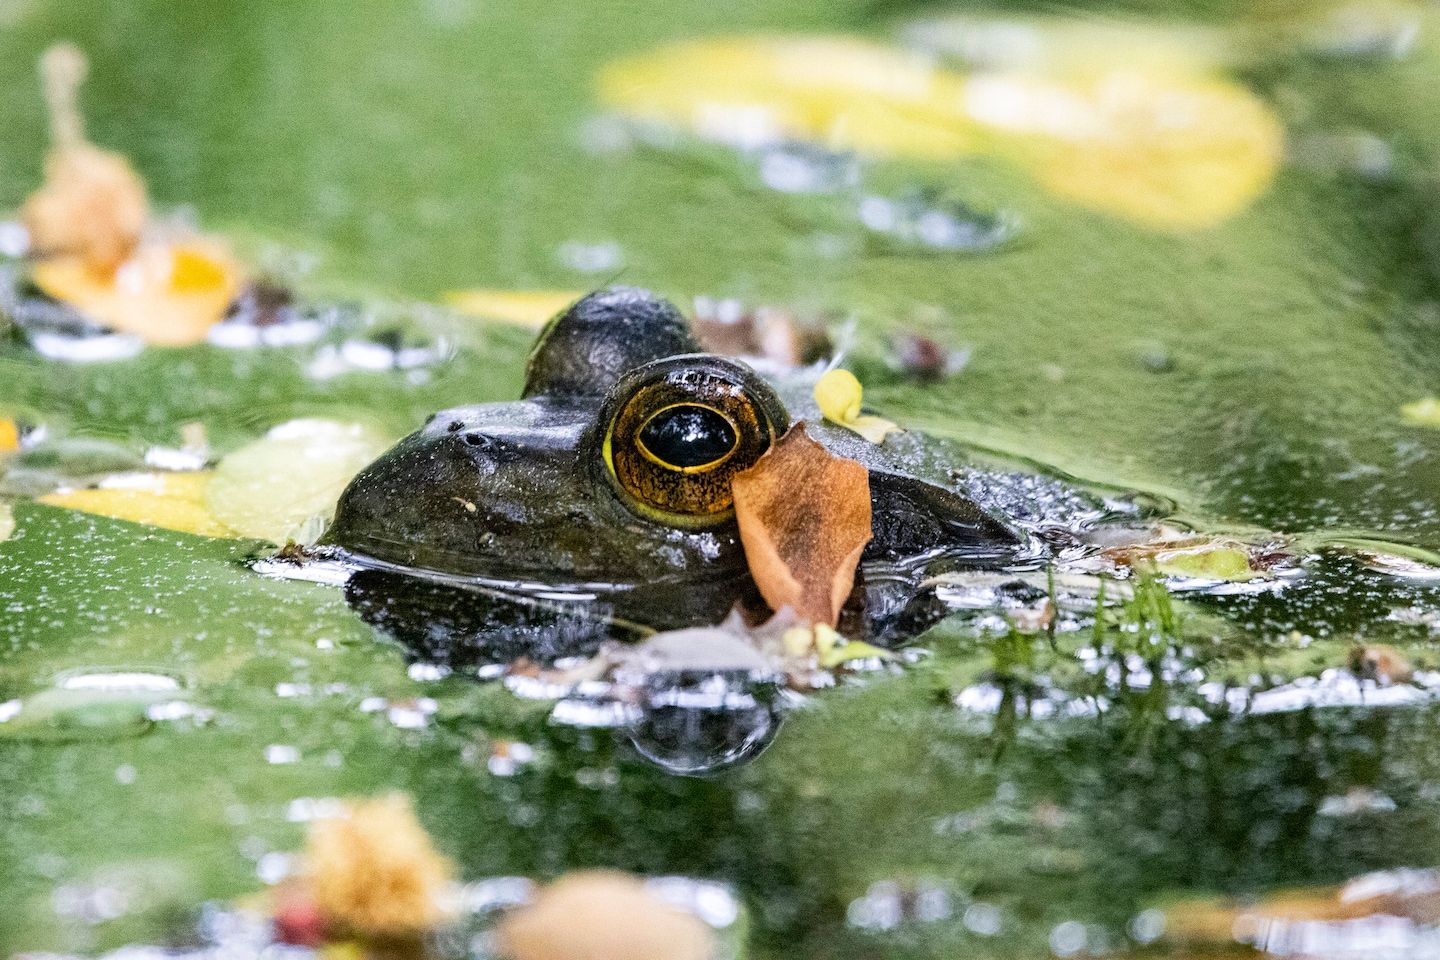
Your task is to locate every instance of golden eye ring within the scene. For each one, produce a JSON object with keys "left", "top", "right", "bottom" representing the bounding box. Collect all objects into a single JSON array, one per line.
[{"left": 598, "top": 356, "right": 788, "bottom": 527}]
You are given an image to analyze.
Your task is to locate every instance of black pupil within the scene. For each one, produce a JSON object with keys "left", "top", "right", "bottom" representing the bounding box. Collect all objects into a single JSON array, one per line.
[{"left": 640, "top": 405, "right": 737, "bottom": 468}]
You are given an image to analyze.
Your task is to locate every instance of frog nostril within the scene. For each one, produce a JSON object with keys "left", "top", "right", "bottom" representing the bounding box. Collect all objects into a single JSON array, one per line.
[{"left": 461, "top": 432, "right": 522, "bottom": 463}]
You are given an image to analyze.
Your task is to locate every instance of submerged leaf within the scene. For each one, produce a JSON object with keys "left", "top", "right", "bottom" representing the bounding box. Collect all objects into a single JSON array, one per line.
[
  {"left": 206, "top": 419, "right": 389, "bottom": 545},
  {"left": 445, "top": 288, "right": 584, "bottom": 328},
  {"left": 31, "top": 240, "right": 244, "bottom": 347},
  {"left": 732, "top": 425, "right": 872, "bottom": 626},
  {"left": 0, "top": 502, "right": 12, "bottom": 542},
  {"left": 1108, "top": 536, "right": 1263, "bottom": 582},
  {"left": 813, "top": 368, "right": 901, "bottom": 443},
  {"left": 496, "top": 871, "right": 712, "bottom": 960},
  {"left": 39, "top": 471, "right": 234, "bottom": 538}
]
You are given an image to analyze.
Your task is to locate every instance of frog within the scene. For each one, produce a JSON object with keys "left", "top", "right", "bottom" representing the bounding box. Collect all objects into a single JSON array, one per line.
[{"left": 321, "top": 286, "right": 1026, "bottom": 655}]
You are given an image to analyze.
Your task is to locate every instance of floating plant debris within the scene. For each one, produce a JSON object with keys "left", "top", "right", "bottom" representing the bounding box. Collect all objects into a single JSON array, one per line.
[
  {"left": 296, "top": 793, "right": 456, "bottom": 938},
  {"left": 691, "top": 295, "right": 833, "bottom": 369},
  {"left": 17, "top": 44, "right": 245, "bottom": 347},
  {"left": 857, "top": 190, "right": 1017, "bottom": 254},
  {"left": 890, "top": 333, "right": 971, "bottom": 382},
  {"left": 496, "top": 871, "right": 714, "bottom": 960}
]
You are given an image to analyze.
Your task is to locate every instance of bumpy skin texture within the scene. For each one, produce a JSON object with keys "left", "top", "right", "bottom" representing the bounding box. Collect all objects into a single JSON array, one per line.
[{"left": 323, "top": 287, "right": 1019, "bottom": 611}]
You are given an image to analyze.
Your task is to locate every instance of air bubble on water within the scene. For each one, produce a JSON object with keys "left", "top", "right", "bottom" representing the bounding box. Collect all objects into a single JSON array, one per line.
[
  {"left": 858, "top": 190, "right": 1018, "bottom": 254},
  {"left": 755, "top": 143, "right": 860, "bottom": 194},
  {"left": 965, "top": 902, "right": 1004, "bottom": 936},
  {"left": 557, "top": 240, "right": 624, "bottom": 274},
  {"left": 646, "top": 877, "right": 742, "bottom": 929},
  {"left": 255, "top": 851, "right": 292, "bottom": 885},
  {"left": 263, "top": 744, "right": 300, "bottom": 765},
  {"left": 407, "top": 662, "right": 451, "bottom": 682},
  {"left": 0, "top": 220, "right": 29, "bottom": 258},
  {"left": 1128, "top": 908, "right": 1165, "bottom": 944},
  {"left": 285, "top": 797, "right": 345, "bottom": 822}
]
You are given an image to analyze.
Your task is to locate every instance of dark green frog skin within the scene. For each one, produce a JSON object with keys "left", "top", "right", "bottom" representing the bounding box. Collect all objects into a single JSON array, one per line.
[{"left": 323, "top": 287, "right": 1020, "bottom": 638}]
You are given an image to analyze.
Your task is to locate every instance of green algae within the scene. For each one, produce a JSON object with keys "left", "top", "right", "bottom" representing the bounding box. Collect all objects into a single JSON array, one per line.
[{"left": 2, "top": 0, "right": 1440, "bottom": 957}]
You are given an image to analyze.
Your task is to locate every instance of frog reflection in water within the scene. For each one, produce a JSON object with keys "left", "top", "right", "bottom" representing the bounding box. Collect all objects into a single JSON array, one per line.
[{"left": 321, "top": 287, "right": 1025, "bottom": 772}]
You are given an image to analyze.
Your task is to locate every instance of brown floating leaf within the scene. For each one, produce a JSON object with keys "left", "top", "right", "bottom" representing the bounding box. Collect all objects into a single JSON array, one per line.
[{"left": 731, "top": 424, "right": 872, "bottom": 626}]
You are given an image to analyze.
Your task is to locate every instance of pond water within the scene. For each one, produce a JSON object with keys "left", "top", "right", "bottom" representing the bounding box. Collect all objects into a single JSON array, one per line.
[{"left": 3, "top": 0, "right": 1440, "bottom": 957}]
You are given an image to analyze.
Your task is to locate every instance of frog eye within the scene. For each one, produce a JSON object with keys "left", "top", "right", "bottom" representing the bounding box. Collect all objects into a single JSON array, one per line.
[{"left": 601, "top": 356, "right": 788, "bottom": 526}]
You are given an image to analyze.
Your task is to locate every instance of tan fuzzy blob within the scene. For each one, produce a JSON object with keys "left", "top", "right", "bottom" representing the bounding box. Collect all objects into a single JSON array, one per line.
[
  {"left": 301, "top": 793, "right": 455, "bottom": 938},
  {"left": 21, "top": 44, "right": 148, "bottom": 270},
  {"left": 731, "top": 425, "right": 872, "bottom": 626},
  {"left": 496, "top": 871, "right": 712, "bottom": 960}
]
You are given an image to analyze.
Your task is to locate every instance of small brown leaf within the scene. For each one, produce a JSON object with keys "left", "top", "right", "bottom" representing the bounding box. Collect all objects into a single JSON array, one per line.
[{"left": 731, "top": 424, "right": 872, "bottom": 626}]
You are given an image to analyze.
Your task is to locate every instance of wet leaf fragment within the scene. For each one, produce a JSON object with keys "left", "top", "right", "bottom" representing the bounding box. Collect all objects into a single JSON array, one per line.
[{"left": 732, "top": 425, "right": 872, "bottom": 626}]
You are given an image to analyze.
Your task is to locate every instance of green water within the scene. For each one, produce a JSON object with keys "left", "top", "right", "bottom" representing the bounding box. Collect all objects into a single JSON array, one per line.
[{"left": 4, "top": 0, "right": 1440, "bottom": 956}]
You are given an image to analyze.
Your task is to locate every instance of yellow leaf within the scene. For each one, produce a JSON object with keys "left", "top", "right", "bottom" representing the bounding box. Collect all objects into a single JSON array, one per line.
[
  {"left": 598, "top": 35, "right": 1283, "bottom": 230},
  {"left": 445, "top": 288, "right": 584, "bottom": 328},
  {"left": 22, "top": 46, "right": 149, "bottom": 270},
  {"left": 0, "top": 419, "right": 19, "bottom": 453},
  {"left": 31, "top": 240, "right": 243, "bottom": 346},
  {"left": 732, "top": 425, "right": 872, "bottom": 626},
  {"left": 814, "top": 369, "right": 901, "bottom": 443},
  {"left": 814, "top": 368, "right": 863, "bottom": 423},
  {"left": 977, "top": 70, "right": 1284, "bottom": 230},
  {"left": 39, "top": 471, "right": 235, "bottom": 538}
]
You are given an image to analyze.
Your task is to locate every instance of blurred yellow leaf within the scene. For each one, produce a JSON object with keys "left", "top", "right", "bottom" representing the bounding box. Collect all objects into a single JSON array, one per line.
[
  {"left": 39, "top": 471, "right": 235, "bottom": 538},
  {"left": 445, "top": 289, "right": 583, "bottom": 328},
  {"left": 31, "top": 240, "right": 243, "bottom": 346},
  {"left": 0, "top": 419, "right": 19, "bottom": 453},
  {"left": 599, "top": 35, "right": 1283, "bottom": 230}
]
